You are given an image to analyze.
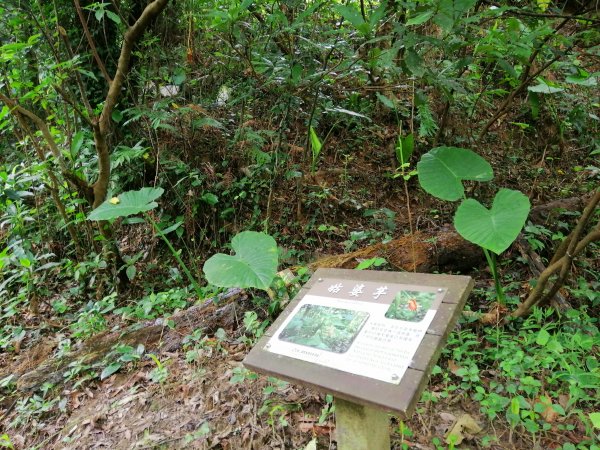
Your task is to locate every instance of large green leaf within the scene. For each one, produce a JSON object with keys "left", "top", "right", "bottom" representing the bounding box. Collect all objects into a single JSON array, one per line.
[
  {"left": 88, "top": 187, "right": 164, "bottom": 221},
  {"left": 203, "top": 231, "right": 278, "bottom": 291},
  {"left": 433, "top": 0, "right": 477, "bottom": 32},
  {"left": 454, "top": 189, "right": 530, "bottom": 255},
  {"left": 334, "top": 5, "right": 369, "bottom": 35},
  {"left": 417, "top": 147, "right": 493, "bottom": 201}
]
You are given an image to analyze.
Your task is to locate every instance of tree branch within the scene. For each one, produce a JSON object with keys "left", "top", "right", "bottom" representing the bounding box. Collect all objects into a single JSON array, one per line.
[
  {"left": 0, "top": 93, "right": 67, "bottom": 173},
  {"left": 0, "top": 91, "right": 95, "bottom": 205},
  {"left": 502, "top": 9, "right": 600, "bottom": 25},
  {"left": 512, "top": 188, "right": 600, "bottom": 318},
  {"left": 8, "top": 104, "right": 84, "bottom": 259},
  {"left": 92, "top": 0, "right": 169, "bottom": 207},
  {"left": 57, "top": 25, "right": 95, "bottom": 120},
  {"left": 73, "top": 0, "right": 113, "bottom": 85}
]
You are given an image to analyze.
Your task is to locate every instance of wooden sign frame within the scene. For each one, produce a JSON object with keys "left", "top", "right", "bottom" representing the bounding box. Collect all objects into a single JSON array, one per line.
[{"left": 244, "top": 268, "right": 473, "bottom": 417}]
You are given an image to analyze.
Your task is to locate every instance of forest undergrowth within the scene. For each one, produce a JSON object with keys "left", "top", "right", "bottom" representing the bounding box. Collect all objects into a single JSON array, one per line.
[{"left": 0, "top": 0, "right": 599, "bottom": 448}]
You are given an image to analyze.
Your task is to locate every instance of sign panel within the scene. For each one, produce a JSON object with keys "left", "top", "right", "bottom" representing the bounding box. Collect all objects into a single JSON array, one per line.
[
  {"left": 244, "top": 268, "right": 473, "bottom": 415},
  {"left": 265, "top": 279, "right": 444, "bottom": 384}
]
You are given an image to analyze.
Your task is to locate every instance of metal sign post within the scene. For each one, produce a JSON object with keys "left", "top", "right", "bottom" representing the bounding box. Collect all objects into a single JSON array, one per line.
[{"left": 244, "top": 268, "right": 473, "bottom": 449}]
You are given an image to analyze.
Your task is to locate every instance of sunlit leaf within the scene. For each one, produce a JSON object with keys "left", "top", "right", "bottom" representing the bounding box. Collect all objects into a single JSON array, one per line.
[
  {"left": 406, "top": 10, "right": 434, "bottom": 26},
  {"left": 309, "top": 127, "right": 322, "bottom": 153},
  {"left": 528, "top": 82, "right": 564, "bottom": 94},
  {"left": 88, "top": 187, "right": 164, "bottom": 221},
  {"left": 536, "top": 328, "right": 550, "bottom": 346}
]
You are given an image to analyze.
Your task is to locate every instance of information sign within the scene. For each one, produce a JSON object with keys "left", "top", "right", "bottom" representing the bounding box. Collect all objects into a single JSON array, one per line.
[
  {"left": 244, "top": 268, "right": 473, "bottom": 416},
  {"left": 265, "top": 279, "right": 444, "bottom": 384}
]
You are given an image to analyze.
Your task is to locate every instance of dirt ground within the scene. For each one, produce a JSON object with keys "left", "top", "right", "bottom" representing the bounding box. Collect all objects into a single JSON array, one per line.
[{"left": 0, "top": 331, "right": 498, "bottom": 450}]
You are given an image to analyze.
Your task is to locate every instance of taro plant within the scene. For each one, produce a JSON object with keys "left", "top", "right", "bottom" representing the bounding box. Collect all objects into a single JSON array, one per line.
[
  {"left": 203, "top": 231, "right": 278, "bottom": 291},
  {"left": 88, "top": 187, "right": 202, "bottom": 298},
  {"left": 417, "top": 146, "right": 530, "bottom": 304}
]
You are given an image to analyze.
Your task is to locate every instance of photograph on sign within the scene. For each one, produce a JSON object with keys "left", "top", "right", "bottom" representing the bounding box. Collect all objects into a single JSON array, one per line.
[
  {"left": 385, "top": 290, "right": 436, "bottom": 322},
  {"left": 266, "top": 280, "right": 443, "bottom": 384},
  {"left": 278, "top": 304, "right": 369, "bottom": 353}
]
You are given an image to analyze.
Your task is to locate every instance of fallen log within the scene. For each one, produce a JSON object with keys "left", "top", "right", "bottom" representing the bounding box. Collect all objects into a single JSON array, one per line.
[
  {"left": 11, "top": 289, "right": 248, "bottom": 393},
  {"left": 310, "top": 229, "right": 483, "bottom": 274},
  {"left": 528, "top": 194, "right": 592, "bottom": 224}
]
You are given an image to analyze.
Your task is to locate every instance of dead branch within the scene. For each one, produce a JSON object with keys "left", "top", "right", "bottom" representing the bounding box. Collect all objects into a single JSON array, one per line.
[{"left": 512, "top": 188, "right": 600, "bottom": 318}]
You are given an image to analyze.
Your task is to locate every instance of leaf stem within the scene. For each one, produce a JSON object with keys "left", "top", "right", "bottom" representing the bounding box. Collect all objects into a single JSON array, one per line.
[
  {"left": 483, "top": 248, "right": 505, "bottom": 305},
  {"left": 144, "top": 213, "right": 203, "bottom": 299}
]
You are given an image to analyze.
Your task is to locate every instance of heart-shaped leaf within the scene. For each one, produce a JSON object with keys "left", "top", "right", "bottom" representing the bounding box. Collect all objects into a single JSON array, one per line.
[
  {"left": 417, "top": 147, "right": 493, "bottom": 201},
  {"left": 88, "top": 187, "right": 164, "bottom": 221},
  {"left": 203, "top": 231, "right": 278, "bottom": 291},
  {"left": 454, "top": 189, "right": 530, "bottom": 255}
]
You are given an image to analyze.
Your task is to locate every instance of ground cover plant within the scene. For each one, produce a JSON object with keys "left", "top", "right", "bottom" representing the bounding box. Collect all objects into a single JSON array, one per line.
[{"left": 0, "top": 0, "right": 599, "bottom": 448}]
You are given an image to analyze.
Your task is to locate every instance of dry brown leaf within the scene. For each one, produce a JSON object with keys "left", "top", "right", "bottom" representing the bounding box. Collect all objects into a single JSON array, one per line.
[
  {"left": 314, "top": 423, "right": 335, "bottom": 436},
  {"left": 294, "top": 413, "right": 317, "bottom": 433},
  {"left": 538, "top": 395, "right": 559, "bottom": 423},
  {"left": 439, "top": 412, "right": 457, "bottom": 423},
  {"left": 559, "top": 394, "right": 570, "bottom": 410},
  {"left": 445, "top": 413, "right": 482, "bottom": 445},
  {"left": 447, "top": 360, "right": 462, "bottom": 375}
]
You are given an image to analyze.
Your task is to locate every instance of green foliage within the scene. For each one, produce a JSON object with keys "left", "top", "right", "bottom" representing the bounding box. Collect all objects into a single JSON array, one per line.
[
  {"left": 203, "top": 231, "right": 278, "bottom": 291},
  {"left": 229, "top": 367, "right": 259, "bottom": 385},
  {"left": 115, "top": 288, "right": 188, "bottom": 320},
  {"left": 418, "top": 147, "right": 530, "bottom": 302},
  {"left": 0, "top": 434, "right": 14, "bottom": 449},
  {"left": 309, "top": 126, "right": 323, "bottom": 174},
  {"left": 147, "top": 353, "right": 169, "bottom": 384},
  {"left": 87, "top": 187, "right": 164, "bottom": 221},
  {"left": 335, "top": 2, "right": 386, "bottom": 37},
  {"left": 100, "top": 343, "right": 145, "bottom": 380},
  {"left": 242, "top": 310, "right": 269, "bottom": 343},
  {"left": 70, "top": 294, "right": 116, "bottom": 338},
  {"left": 425, "top": 307, "right": 600, "bottom": 445},
  {"left": 454, "top": 189, "right": 531, "bottom": 255},
  {"left": 0, "top": 0, "right": 598, "bottom": 442},
  {"left": 355, "top": 257, "right": 387, "bottom": 270},
  {"left": 395, "top": 133, "right": 414, "bottom": 168},
  {"left": 183, "top": 422, "right": 211, "bottom": 445},
  {"left": 417, "top": 147, "right": 494, "bottom": 202}
]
